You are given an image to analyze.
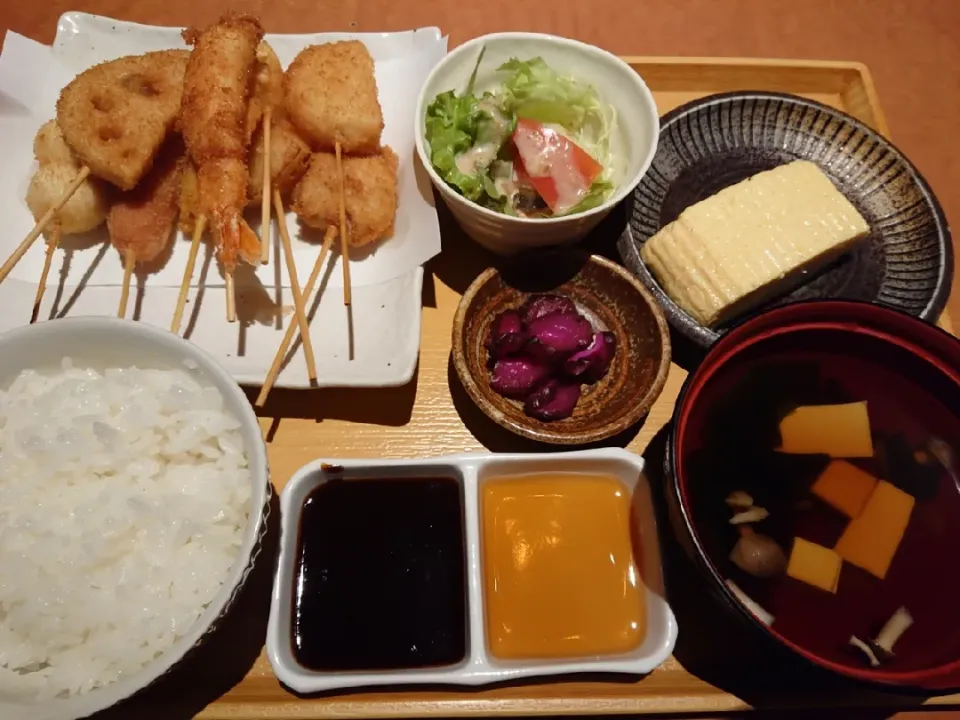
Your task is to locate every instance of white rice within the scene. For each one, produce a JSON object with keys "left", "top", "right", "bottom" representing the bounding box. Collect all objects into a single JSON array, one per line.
[{"left": 0, "top": 359, "right": 252, "bottom": 699}]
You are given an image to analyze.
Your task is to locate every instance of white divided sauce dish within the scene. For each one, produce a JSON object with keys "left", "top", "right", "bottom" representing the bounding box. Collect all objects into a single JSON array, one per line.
[{"left": 266, "top": 448, "right": 678, "bottom": 693}]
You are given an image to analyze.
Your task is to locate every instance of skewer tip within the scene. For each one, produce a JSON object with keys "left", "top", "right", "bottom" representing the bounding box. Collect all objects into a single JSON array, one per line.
[
  {"left": 225, "top": 271, "right": 237, "bottom": 323},
  {"left": 118, "top": 252, "right": 135, "bottom": 320},
  {"left": 260, "top": 111, "right": 273, "bottom": 266},
  {"left": 334, "top": 142, "right": 351, "bottom": 307}
]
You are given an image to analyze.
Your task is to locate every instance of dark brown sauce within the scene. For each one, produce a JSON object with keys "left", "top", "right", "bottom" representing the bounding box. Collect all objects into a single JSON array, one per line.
[{"left": 292, "top": 477, "right": 468, "bottom": 672}]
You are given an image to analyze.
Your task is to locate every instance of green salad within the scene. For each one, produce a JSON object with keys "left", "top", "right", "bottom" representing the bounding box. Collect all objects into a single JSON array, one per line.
[{"left": 424, "top": 50, "right": 618, "bottom": 219}]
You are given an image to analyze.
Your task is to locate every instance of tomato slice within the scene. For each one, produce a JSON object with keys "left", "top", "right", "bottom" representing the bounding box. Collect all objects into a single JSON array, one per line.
[
  {"left": 511, "top": 118, "right": 603, "bottom": 214},
  {"left": 513, "top": 153, "right": 559, "bottom": 210}
]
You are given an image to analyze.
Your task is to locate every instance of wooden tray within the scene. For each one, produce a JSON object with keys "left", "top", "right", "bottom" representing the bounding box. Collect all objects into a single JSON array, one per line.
[{"left": 103, "top": 57, "right": 957, "bottom": 720}]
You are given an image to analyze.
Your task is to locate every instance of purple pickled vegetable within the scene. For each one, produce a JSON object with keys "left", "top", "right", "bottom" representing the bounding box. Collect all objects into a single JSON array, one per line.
[
  {"left": 525, "top": 311, "right": 594, "bottom": 363},
  {"left": 520, "top": 294, "right": 577, "bottom": 325},
  {"left": 524, "top": 379, "right": 582, "bottom": 421},
  {"left": 564, "top": 331, "right": 616, "bottom": 383},
  {"left": 489, "top": 357, "right": 551, "bottom": 398},
  {"left": 485, "top": 310, "right": 527, "bottom": 359}
]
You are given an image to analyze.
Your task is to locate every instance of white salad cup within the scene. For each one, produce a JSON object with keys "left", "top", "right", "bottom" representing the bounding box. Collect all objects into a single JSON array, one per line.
[{"left": 414, "top": 32, "right": 659, "bottom": 256}]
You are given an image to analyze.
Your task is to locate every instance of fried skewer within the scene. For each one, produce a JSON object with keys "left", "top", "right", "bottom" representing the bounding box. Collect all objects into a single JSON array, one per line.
[
  {"left": 273, "top": 188, "right": 317, "bottom": 379},
  {"left": 179, "top": 13, "right": 264, "bottom": 323},
  {"left": 8, "top": 50, "right": 188, "bottom": 285},
  {"left": 291, "top": 148, "right": 399, "bottom": 251},
  {"left": 10, "top": 50, "right": 187, "bottom": 314},
  {"left": 284, "top": 40, "right": 386, "bottom": 310},
  {"left": 2, "top": 167, "right": 92, "bottom": 284},
  {"left": 108, "top": 139, "right": 184, "bottom": 320},
  {"left": 247, "top": 115, "right": 310, "bottom": 205},
  {"left": 118, "top": 253, "right": 135, "bottom": 318},
  {"left": 334, "top": 142, "right": 352, "bottom": 306},
  {"left": 23, "top": 122, "right": 110, "bottom": 313},
  {"left": 256, "top": 226, "right": 336, "bottom": 407},
  {"left": 58, "top": 51, "right": 189, "bottom": 191}
]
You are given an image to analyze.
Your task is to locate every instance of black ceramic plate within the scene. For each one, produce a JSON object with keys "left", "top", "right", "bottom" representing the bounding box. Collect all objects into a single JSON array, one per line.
[{"left": 618, "top": 91, "right": 954, "bottom": 348}]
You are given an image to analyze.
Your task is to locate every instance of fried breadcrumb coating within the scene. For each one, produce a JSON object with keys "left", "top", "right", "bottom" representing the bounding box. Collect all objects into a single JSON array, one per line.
[
  {"left": 56, "top": 50, "right": 189, "bottom": 190},
  {"left": 292, "top": 146, "right": 398, "bottom": 248},
  {"left": 284, "top": 41, "right": 383, "bottom": 155}
]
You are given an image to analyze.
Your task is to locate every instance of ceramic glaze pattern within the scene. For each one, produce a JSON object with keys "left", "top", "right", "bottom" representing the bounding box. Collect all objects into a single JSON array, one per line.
[{"left": 619, "top": 92, "right": 953, "bottom": 348}]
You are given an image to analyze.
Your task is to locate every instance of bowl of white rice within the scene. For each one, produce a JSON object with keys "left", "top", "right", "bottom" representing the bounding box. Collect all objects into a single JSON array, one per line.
[{"left": 0, "top": 317, "right": 270, "bottom": 720}]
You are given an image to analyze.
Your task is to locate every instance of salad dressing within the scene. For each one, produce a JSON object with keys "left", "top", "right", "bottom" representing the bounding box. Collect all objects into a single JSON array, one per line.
[
  {"left": 481, "top": 472, "right": 646, "bottom": 660},
  {"left": 455, "top": 99, "right": 512, "bottom": 176},
  {"left": 455, "top": 144, "right": 498, "bottom": 175}
]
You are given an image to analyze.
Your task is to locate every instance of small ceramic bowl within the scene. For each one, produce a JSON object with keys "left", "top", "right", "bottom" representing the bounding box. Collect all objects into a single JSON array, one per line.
[
  {"left": 619, "top": 91, "right": 953, "bottom": 348},
  {"left": 266, "top": 448, "right": 678, "bottom": 693},
  {"left": 667, "top": 300, "right": 960, "bottom": 692},
  {"left": 0, "top": 317, "right": 270, "bottom": 720},
  {"left": 452, "top": 252, "right": 671, "bottom": 445},
  {"left": 414, "top": 32, "right": 659, "bottom": 255}
]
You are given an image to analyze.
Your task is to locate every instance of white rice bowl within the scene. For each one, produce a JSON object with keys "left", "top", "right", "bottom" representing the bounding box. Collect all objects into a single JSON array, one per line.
[{"left": 0, "top": 318, "right": 269, "bottom": 720}]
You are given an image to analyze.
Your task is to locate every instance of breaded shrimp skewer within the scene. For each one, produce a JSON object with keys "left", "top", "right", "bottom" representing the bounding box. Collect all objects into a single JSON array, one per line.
[{"left": 177, "top": 12, "right": 264, "bottom": 323}]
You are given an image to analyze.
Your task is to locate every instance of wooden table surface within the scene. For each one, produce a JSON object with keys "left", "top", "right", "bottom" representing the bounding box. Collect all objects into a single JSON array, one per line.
[{"left": 3, "top": 2, "right": 959, "bottom": 718}]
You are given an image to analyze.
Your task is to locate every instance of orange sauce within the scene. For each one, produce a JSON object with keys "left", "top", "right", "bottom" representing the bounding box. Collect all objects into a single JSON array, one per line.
[{"left": 481, "top": 472, "right": 646, "bottom": 660}]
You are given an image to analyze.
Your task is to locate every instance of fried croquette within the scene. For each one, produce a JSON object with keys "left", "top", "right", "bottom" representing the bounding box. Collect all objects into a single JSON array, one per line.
[
  {"left": 27, "top": 163, "right": 110, "bottom": 236},
  {"left": 247, "top": 115, "right": 311, "bottom": 205},
  {"left": 56, "top": 50, "right": 189, "bottom": 190},
  {"left": 291, "top": 146, "right": 398, "bottom": 248},
  {"left": 107, "top": 138, "right": 184, "bottom": 264},
  {"left": 283, "top": 41, "right": 384, "bottom": 155},
  {"left": 33, "top": 120, "right": 79, "bottom": 168}
]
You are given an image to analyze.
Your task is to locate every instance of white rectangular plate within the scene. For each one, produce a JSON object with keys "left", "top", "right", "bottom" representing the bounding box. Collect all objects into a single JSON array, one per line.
[
  {"left": 0, "top": 268, "right": 423, "bottom": 389},
  {"left": 0, "top": 13, "right": 448, "bottom": 389}
]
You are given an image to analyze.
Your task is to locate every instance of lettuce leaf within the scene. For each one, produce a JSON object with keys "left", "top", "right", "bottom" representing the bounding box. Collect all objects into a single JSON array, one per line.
[
  {"left": 423, "top": 90, "right": 488, "bottom": 200},
  {"left": 564, "top": 178, "right": 614, "bottom": 216},
  {"left": 497, "top": 57, "right": 597, "bottom": 132}
]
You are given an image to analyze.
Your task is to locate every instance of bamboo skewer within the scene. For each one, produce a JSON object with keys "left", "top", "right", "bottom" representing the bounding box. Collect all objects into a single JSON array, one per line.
[
  {"left": 256, "top": 226, "right": 336, "bottom": 408},
  {"left": 334, "top": 142, "right": 351, "bottom": 306},
  {"left": 274, "top": 188, "right": 317, "bottom": 379},
  {"left": 1, "top": 166, "right": 91, "bottom": 285},
  {"left": 225, "top": 271, "right": 236, "bottom": 323},
  {"left": 260, "top": 110, "right": 272, "bottom": 265},
  {"left": 171, "top": 215, "right": 207, "bottom": 334},
  {"left": 32, "top": 223, "right": 62, "bottom": 321},
  {"left": 118, "top": 252, "right": 135, "bottom": 319}
]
